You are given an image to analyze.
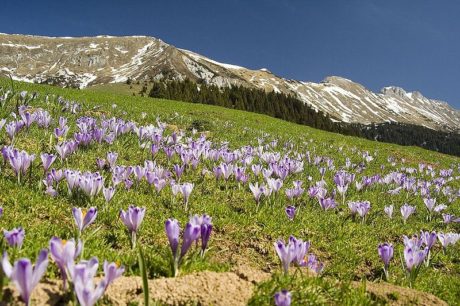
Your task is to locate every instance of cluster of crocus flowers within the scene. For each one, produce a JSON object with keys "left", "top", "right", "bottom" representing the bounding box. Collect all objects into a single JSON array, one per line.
[
  {"left": 442, "top": 213, "right": 460, "bottom": 224},
  {"left": 334, "top": 170, "right": 354, "bottom": 204},
  {"left": 318, "top": 197, "right": 336, "bottom": 211},
  {"left": 403, "top": 238, "right": 427, "bottom": 272},
  {"left": 68, "top": 257, "right": 124, "bottom": 306},
  {"left": 378, "top": 230, "right": 460, "bottom": 285},
  {"left": 55, "top": 140, "right": 78, "bottom": 161},
  {"left": 274, "top": 235, "right": 323, "bottom": 275},
  {"left": 422, "top": 197, "right": 446, "bottom": 220},
  {"left": 285, "top": 181, "right": 304, "bottom": 202},
  {"left": 348, "top": 201, "right": 371, "bottom": 222},
  {"left": 64, "top": 170, "right": 104, "bottom": 200},
  {"left": 1, "top": 146, "right": 36, "bottom": 183},
  {"left": 437, "top": 232, "right": 460, "bottom": 250},
  {"left": 165, "top": 214, "right": 213, "bottom": 276}
]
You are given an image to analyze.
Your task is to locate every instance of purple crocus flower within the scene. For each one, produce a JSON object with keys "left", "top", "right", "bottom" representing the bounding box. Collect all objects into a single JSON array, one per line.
[
  {"left": 274, "top": 238, "right": 295, "bottom": 274},
  {"left": 234, "top": 166, "right": 246, "bottom": 183},
  {"left": 348, "top": 201, "right": 358, "bottom": 215},
  {"left": 306, "top": 254, "right": 324, "bottom": 274},
  {"left": 378, "top": 243, "right": 393, "bottom": 278},
  {"left": 285, "top": 206, "right": 296, "bottom": 220},
  {"left": 95, "top": 158, "right": 106, "bottom": 170},
  {"left": 423, "top": 197, "right": 436, "bottom": 213},
  {"left": 213, "top": 166, "right": 222, "bottom": 180},
  {"left": 51, "top": 168, "right": 64, "bottom": 182},
  {"left": 199, "top": 214, "right": 213, "bottom": 256},
  {"left": 219, "top": 163, "right": 233, "bottom": 181},
  {"left": 49, "top": 237, "right": 82, "bottom": 289},
  {"left": 71, "top": 258, "right": 107, "bottom": 306},
  {"left": 120, "top": 205, "right": 146, "bottom": 248},
  {"left": 180, "top": 218, "right": 201, "bottom": 258},
  {"left": 267, "top": 178, "right": 283, "bottom": 194},
  {"left": 165, "top": 218, "right": 180, "bottom": 258},
  {"left": 403, "top": 234, "right": 423, "bottom": 250},
  {"left": 123, "top": 178, "right": 133, "bottom": 190},
  {"left": 164, "top": 146, "right": 175, "bottom": 160},
  {"left": 384, "top": 205, "right": 394, "bottom": 219},
  {"left": 438, "top": 232, "right": 460, "bottom": 249},
  {"left": 173, "top": 164, "right": 185, "bottom": 180},
  {"left": 106, "top": 151, "right": 118, "bottom": 168},
  {"left": 404, "top": 245, "right": 427, "bottom": 272},
  {"left": 165, "top": 217, "right": 201, "bottom": 276},
  {"left": 319, "top": 197, "right": 336, "bottom": 210},
  {"left": 72, "top": 207, "right": 97, "bottom": 234},
  {"left": 290, "top": 236, "right": 310, "bottom": 267},
  {"left": 442, "top": 214, "right": 460, "bottom": 224},
  {"left": 0, "top": 207, "right": 3, "bottom": 218},
  {"left": 2, "top": 249, "right": 49, "bottom": 306},
  {"left": 20, "top": 111, "right": 34, "bottom": 129},
  {"left": 420, "top": 231, "right": 437, "bottom": 250},
  {"left": 151, "top": 143, "right": 160, "bottom": 157},
  {"left": 153, "top": 177, "right": 167, "bottom": 193},
  {"left": 103, "top": 186, "right": 115, "bottom": 202},
  {"left": 40, "top": 153, "right": 56, "bottom": 173},
  {"left": 4, "top": 227, "right": 25, "bottom": 248},
  {"left": 249, "top": 182, "right": 264, "bottom": 204},
  {"left": 103, "top": 260, "right": 125, "bottom": 289},
  {"left": 400, "top": 204, "right": 416, "bottom": 223},
  {"left": 179, "top": 183, "right": 194, "bottom": 210},
  {"left": 7, "top": 148, "right": 36, "bottom": 182},
  {"left": 119, "top": 206, "right": 146, "bottom": 233},
  {"left": 6, "top": 121, "right": 20, "bottom": 140},
  {"left": 251, "top": 164, "right": 262, "bottom": 176},
  {"left": 356, "top": 201, "right": 371, "bottom": 219},
  {"left": 274, "top": 290, "right": 292, "bottom": 306},
  {"left": 133, "top": 165, "right": 145, "bottom": 182},
  {"left": 334, "top": 171, "right": 351, "bottom": 195}
]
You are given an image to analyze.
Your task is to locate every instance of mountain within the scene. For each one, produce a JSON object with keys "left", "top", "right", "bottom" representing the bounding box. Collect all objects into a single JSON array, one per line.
[{"left": 1, "top": 33, "right": 459, "bottom": 132}]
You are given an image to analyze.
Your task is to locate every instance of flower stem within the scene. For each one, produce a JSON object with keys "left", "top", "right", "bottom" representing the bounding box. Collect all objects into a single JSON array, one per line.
[{"left": 137, "top": 244, "right": 149, "bottom": 306}]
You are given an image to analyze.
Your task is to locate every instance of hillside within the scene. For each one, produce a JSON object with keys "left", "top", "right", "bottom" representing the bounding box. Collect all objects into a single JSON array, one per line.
[
  {"left": 0, "top": 79, "right": 459, "bottom": 305},
  {"left": 1, "top": 33, "right": 460, "bottom": 132}
]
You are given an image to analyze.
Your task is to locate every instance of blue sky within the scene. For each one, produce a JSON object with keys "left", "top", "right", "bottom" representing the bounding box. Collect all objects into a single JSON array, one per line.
[{"left": 1, "top": 0, "right": 459, "bottom": 107}]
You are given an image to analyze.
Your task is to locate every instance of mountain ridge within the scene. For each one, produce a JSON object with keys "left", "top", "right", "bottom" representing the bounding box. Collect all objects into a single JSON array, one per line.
[{"left": 1, "top": 33, "right": 459, "bottom": 132}]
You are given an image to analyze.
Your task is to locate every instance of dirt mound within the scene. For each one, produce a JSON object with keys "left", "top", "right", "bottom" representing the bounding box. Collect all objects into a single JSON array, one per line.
[
  {"left": 1, "top": 269, "right": 446, "bottom": 306},
  {"left": 353, "top": 281, "right": 448, "bottom": 306},
  {"left": 1, "top": 267, "right": 269, "bottom": 306},
  {"left": 108, "top": 272, "right": 253, "bottom": 305}
]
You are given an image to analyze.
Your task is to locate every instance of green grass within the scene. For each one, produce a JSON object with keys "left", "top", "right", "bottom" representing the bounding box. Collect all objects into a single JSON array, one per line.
[{"left": 0, "top": 78, "right": 459, "bottom": 304}]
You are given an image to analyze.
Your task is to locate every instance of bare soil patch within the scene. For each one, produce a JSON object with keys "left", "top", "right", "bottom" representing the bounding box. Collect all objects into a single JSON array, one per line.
[
  {"left": 353, "top": 281, "right": 448, "bottom": 306},
  {"left": 1, "top": 269, "right": 446, "bottom": 305}
]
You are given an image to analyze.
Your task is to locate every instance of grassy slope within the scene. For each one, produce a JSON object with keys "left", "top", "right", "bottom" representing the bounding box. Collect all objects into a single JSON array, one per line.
[{"left": 1, "top": 79, "right": 459, "bottom": 304}]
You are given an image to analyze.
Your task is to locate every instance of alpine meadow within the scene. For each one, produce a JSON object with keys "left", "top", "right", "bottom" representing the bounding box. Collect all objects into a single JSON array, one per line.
[
  {"left": 1, "top": 1, "right": 460, "bottom": 305},
  {"left": 0, "top": 77, "right": 459, "bottom": 305}
]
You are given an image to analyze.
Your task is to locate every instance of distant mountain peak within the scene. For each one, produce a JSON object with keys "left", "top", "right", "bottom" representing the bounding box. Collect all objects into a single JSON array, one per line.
[{"left": 0, "top": 33, "right": 459, "bottom": 132}]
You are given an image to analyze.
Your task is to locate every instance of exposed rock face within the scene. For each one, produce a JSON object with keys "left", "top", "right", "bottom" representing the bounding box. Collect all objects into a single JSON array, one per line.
[{"left": 1, "top": 33, "right": 459, "bottom": 132}]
